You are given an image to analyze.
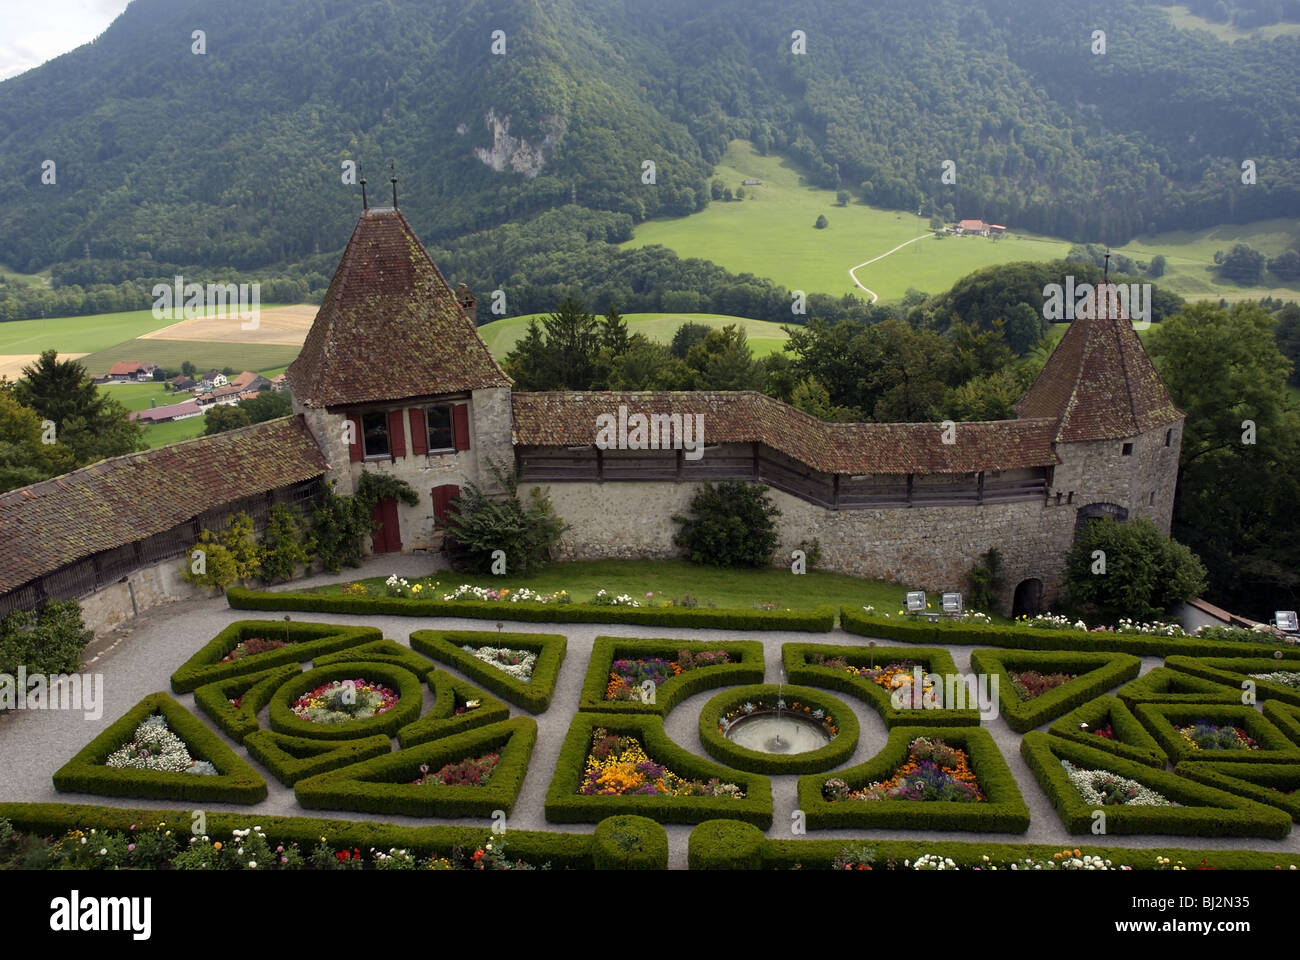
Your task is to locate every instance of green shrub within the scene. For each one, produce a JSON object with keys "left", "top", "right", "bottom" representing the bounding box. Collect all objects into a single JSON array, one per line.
[
  {"left": 782, "top": 642, "right": 981, "bottom": 726},
  {"left": 243, "top": 730, "right": 392, "bottom": 786},
  {"left": 1174, "top": 761, "right": 1300, "bottom": 823},
  {"left": 967, "top": 547, "right": 1005, "bottom": 615},
  {"left": 688, "top": 820, "right": 765, "bottom": 870},
  {"left": 1164, "top": 655, "right": 1300, "bottom": 707},
  {"left": 267, "top": 661, "right": 425, "bottom": 741},
  {"left": 697, "top": 684, "right": 859, "bottom": 774},
  {"left": 1062, "top": 516, "right": 1207, "bottom": 622},
  {"left": 1132, "top": 703, "right": 1300, "bottom": 764},
  {"left": 591, "top": 816, "right": 669, "bottom": 870},
  {"left": 258, "top": 503, "right": 313, "bottom": 584},
  {"left": 1115, "top": 667, "right": 1244, "bottom": 707},
  {"left": 396, "top": 670, "right": 512, "bottom": 748},
  {"left": 444, "top": 460, "right": 568, "bottom": 575},
  {"left": 52, "top": 692, "right": 267, "bottom": 803},
  {"left": 1046, "top": 695, "right": 1169, "bottom": 768},
  {"left": 1020, "top": 731, "right": 1292, "bottom": 839},
  {"left": 313, "top": 638, "right": 439, "bottom": 677},
  {"left": 409, "top": 630, "right": 566, "bottom": 713},
  {"left": 310, "top": 480, "right": 373, "bottom": 572},
  {"left": 228, "top": 586, "right": 835, "bottom": 631},
  {"left": 294, "top": 718, "right": 536, "bottom": 818},
  {"left": 672, "top": 479, "right": 780, "bottom": 568},
  {"left": 967, "top": 649, "right": 1142, "bottom": 733},
  {"left": 545, "top": 712, "right": 773, "bottom": 827},
  {"left": 192, "top": 663, "right": 302, "bottom": 742},
  {"left": 0, "top": 600, "right": 93, "bottom": 679},
  {"left": 169, "top": 621, "right": 380, "bottom": 694},
  {"left": 796, "top": 725, "right": 1030, "bottom": 832},
  {"left": 1263, "top": 700, "right": 1300, "bottom": 743},
  {"left": 578, "top": 637, "right": 764, "bottom": 716}
]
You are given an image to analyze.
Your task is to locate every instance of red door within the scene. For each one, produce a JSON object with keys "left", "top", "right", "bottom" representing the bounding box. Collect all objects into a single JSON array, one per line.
[
  {"left": 370, "top": 497, "right": 402, "bottom": 553},
  {"left": 431, "top": 484, "right": 461, "bottom": 527}
]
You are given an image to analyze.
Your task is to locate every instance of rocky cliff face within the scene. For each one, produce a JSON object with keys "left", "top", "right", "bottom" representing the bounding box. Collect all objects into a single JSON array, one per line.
[{"left": 473, "top": 107, "right": 566, "bottom": 179}]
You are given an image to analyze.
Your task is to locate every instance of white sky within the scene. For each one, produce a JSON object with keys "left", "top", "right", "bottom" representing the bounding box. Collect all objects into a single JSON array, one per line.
[{"left": 0, "top": 0, "right": 131, "bottom": 80}]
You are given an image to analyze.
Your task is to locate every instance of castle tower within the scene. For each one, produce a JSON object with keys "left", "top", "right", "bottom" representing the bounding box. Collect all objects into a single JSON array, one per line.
[{"left": 285, "top": 206, "right": 512, "bottom": 553}]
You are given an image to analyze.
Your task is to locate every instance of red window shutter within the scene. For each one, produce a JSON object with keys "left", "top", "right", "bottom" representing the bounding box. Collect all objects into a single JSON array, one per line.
[
  {"left": 409, "top": 408, "right": 427, "bottom": 456},
  {"left": 347, "top": 415, "right": 363, "bottom": 462},
  {"left": 453, "top": 403, "right": 470, "bottom": 452},
  {"left": 387, "top": 409, "right": 406, "bottom": 457}
]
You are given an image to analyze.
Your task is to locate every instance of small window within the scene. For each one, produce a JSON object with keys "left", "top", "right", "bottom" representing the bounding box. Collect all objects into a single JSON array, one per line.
[
  {"left": 362, "top": 411, "right": 390, "bottom": 457},
  {"left": 1149, "top": 491, "right": 1156, "bottom": 505},
  {"left": 1121, "top": 443, "right": 1133, "bottom": 456},
  {"left": 1164, "top": 429, "right": 1172, "bottom": 447},
  {"left": 1067, "top": 491, "right": 1074, "bottom": 504},
  {"left": 426, "top": 405, "right": 455, "bottom": 452}
]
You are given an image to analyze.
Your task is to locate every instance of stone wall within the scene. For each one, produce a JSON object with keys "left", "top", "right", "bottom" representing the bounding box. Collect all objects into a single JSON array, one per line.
[{"left": 75, "top": 556, "right": 210, "bottom": 636}]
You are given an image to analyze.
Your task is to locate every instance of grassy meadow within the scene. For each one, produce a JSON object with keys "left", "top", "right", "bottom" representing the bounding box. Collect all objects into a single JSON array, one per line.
[{"left": 478, "top": 311, "right": 791, "bottom": 358}]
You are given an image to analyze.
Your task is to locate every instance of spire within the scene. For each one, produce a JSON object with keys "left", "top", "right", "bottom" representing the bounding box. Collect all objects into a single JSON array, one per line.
[
  {"left": 360, "top": 176, "right": 368, "bottom": 210},
  {"left": 389, "top": 161, "right": 398, "bottom": 209}
]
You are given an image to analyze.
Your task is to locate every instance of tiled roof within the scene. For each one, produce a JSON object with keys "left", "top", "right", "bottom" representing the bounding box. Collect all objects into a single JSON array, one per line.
[
  {"left": 108, "top": 361, "right": 148, "bottom": 376},
  {"left": 1016, "top": 280, "right": 1182, "bottom": 442},
  {"left": 128, "top": 400, "right": 201, "bottom": 422},
  {"left": 0, "top": 416, "right": 328, "bottom": 595},
  {"left": 512, "top": 391, "right": 1060, "bottom": 475},
  {"left": 286, "top": 207, "right": 510, "bottom": 408}
]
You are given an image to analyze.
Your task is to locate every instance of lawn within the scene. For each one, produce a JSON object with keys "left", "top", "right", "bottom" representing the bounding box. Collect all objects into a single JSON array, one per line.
[
  {"left": 141, "top": 415, "right": 208, "bottom": 448},
  {"left": 478, "top": 312, "right": 791, "bottom": 358},
  {"left": 311, "top": 557, "right": 939, "bottom": 616},
  {"left": 0, "top": 308, "right": 176, "bottom": 354}
]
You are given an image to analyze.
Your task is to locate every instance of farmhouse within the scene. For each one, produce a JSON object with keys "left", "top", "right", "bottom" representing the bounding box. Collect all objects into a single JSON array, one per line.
[
  {"left": 0, "top": 204, "right": 1183, "bottom": 631},
  {"left": 105, "top": 361, "right": 158, "bottom": 383},
  {"left": 127, "top": 399, "right": 202, "bottom": 424}
]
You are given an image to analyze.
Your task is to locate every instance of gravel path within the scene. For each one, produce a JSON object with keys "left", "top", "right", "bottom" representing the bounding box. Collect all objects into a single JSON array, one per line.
[{"left": 3, "top": 557, "right": 1297, "bottom": 870}]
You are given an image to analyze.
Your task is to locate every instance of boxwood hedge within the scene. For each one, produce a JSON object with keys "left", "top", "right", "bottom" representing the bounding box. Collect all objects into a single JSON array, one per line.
[
  {"left": 244, "top": 730, "right": 392, "bottom": 786},
  {"left": 1020, "top": 731, "right": 1293, "bottom": 839},
  {"left": 294, "top": 717, "right": 536, "bottom": 818},
  {"left": 968, "top": 649, "right": 1142, "bottom": 733},
  {"left": 1173, "top": 761, "right": 1300, "bottom": 822},
  {"left": 840, "top": 605, "right": 1300, "bottom": 659},
  {"left": 544, "top": 711, "right": 772, "bottom": 827},
  {"left": 1263, "top": 700, "right": 1300, "bottom": 743},
  {"left": 192, "top": 663, "right": 301, "bottom": 743},
  {"left": 795, "top": 725, "right": 1030, "bottom": 832},
  {"left": 227, "top": 586, "right": 834, "bottom": 631},
  {"left": 782, "top": 642, "right": 981, "bottom": 726},
  {"left": 578, "top": 637, "right": 764, "bottom": 716},
  {"left": 170, "top": 621, "right": 381, "bottom": 693},
  {"left": 1165, "top": 655, "right": 1300, "bottom": 707},
  {"left": 0, "top": 801, "right": 601, "bottom": 869},
  {"left": 1132, "top": 703, "right": 1300, "bottom": 764},
  {"left": 395, "top": 670, "right": 512, "bottom": 749},
  {"left": 590, "top": 815, "right": 670, "bottom": 870},
  {"left": 52, "top": 692, "right": 267, "bottom": 804},
  {"left": 409, "top": 630, "right": 565, "bottom": 713},
  {"left": 697, "top": 684, "right": 859, "bottom": 774},
  {"left": 313, "top": 638, "right": 438, "bottom": 678},
  {"left": 690, "top": 820, "right": 1300, "bottom": 870},
  {"left": 1115, "top": 667, "right": 1242, "bottom": 707},
  {"left": 1046, "top": 695, "right": 1169, "bottom": 768},
  {"left": 267, "top": 661, "right": 425, "bottom": 741}
]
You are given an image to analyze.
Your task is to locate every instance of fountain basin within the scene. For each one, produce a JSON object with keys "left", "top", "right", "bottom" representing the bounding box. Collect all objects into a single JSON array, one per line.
[
  {"left": 697, "top": 683, "right": 860, "bottom": 774},
  {"left": 725, "top": 711, "right": 831, "bottom": 754}
]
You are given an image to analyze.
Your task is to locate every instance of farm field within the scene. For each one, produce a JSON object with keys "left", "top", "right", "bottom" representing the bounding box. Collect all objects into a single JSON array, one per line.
[
  {"left": 478, "top": 311, "right": 791, "bottom": 358},
  {"left": 624, "top": 140, "right": 1300, "bottom": 305},
  {"left": 140, "top": 416, "right": 208, "bottom": 448}
]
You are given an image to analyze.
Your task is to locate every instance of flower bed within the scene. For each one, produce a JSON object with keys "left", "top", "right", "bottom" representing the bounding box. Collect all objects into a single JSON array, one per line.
[
  {"left": 1020, "top": 731, "right": 1292, "bottom": 838},
  {"left": 783, "top": 643, "right": 981, "bottom": 727},
  {"left": 1062, "top": 761, "right": 1177, "bottom": 806},
  {"left": 1164, "top": 655, "right": 1300, "bottom": 707},
  {"left": 218, "top": 636, "right": 289, "bottom": 663},
  {"left": 395, "top": 670, "right": 511, "bottom": 749},
  {"left": 170, "top": 621, "right": 381, "bottom": 694},
  {"left": 1176, "top": 720, "right": 1260, "bottom": 752},
  {"left": 697, "top": 684, "right": 859, "bottom": 774},
  {"left": 797, "top": 725, "right": 1029, "bottom": 832},
  {"left": 578, "top": 637, "right": 764, "bottom": 715},
  {"left": 294, "top": 718, "right": 536, "bottom": 818},
  {"left": 462, "top": 645, "right": 536, "bottom": 682},
  {"left": 409, "top": 630, "right": 566, "bottom": 713},
  {"left": 409, "top": 752, "right": 501, "bottom": 787},
  {"left": 1046, "top": 695, "right": 1169, "bottom": 769},
  {"left": 1009, "top": 670, "right": 1076, "bottom": 700},
  {"left": 267, "top": 662, "right": 423, "bottom": 741},
  {"left": 969, "top": 649, "right": 1142, "bottom": 733},
  {"left": 52, "top": 692, "right": 267, "bottom": 803},
  {"left": 1132, "top": 703, "right": 1300, "bottom": 765},
  {"left": 545, "top": 712, "right": 772, "bottom": 826},
  {"left": 192, "top": 663, "right": 302, "bottom": 743}
]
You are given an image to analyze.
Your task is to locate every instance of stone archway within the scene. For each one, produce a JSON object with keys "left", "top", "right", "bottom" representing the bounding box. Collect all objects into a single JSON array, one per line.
[
  {"left": 1012, "top": 578, "right": 1043, "bottom": 619},
  {"left": 1075, "top": 502, "right": 1128, "bottom": 535}
]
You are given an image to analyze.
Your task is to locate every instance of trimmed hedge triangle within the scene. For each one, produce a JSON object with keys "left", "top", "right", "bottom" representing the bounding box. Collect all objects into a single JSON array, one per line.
[
  {"left": 193, "top": 663, "right": 302, "bottom": 743},
  {"left": 313, "top": 638, "right": 438, "bottom": 678},
  {"left": 1173, "top": 761, "right": 1300, "bottom": 822},
  {"left": 1116, "top": 667, "right": 1241, "bottom": 707},
  {"left": 409, "top": 630, "right": 566, "bottom": 713},
  {"left": 968, "top": 649, "right": 1142, "bottom": 733},
  {"left": 1021, "top": 731, "right": 1292, "bottom": 838},
  {"left": 171, "top": 620, "right": 382, "bottom": 693},
  {"left": 243, "top": 729, "right": 392, "bottom": 786},
  {"left": 1047, "top": 695, "right": 1169, "bottom": 769},
  {"left": 294, "top": 717, "right": 537, "bottom": 818},
  {"left": 1264, "top": 700, "right": 1300, "bottom": 744},
  {"left": 396, "top": 669, "right": 511, "bottom": 748},
  {"left": 53, "top": 692, "right": 267, "bottom": 803},
  {"left": 1165, "top": 655, "right": 1300, "bottom": 708},
  {"left": 1132, "top": 703, "right": 1300, "bottom": 764}
]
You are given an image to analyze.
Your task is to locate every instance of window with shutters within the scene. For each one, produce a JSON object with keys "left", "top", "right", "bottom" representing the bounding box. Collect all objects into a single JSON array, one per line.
[
  {"left": 427, "top": 404, "right": 455, "bottom": 452},
  {"left": 362, "top": 411, "right": 390, "bottom": 458}
]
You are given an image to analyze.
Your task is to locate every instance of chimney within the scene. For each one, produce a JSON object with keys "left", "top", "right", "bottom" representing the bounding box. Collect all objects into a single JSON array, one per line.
[{"left": 455, "top": 282, "right": 477, "bottom": 324}]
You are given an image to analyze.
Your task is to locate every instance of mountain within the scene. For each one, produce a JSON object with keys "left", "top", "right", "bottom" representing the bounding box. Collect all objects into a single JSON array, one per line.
[{"left": 0, "top": 0, "right": 1297, "bottom": 279}]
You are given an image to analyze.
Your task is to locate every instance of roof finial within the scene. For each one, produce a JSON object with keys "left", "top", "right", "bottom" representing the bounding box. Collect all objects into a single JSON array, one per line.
[
  {"left": 389, "top": 161, "right": 398, "bottom": 209},
  {"left": 360, "top": 174, "right": 368, "bottom": 211}
]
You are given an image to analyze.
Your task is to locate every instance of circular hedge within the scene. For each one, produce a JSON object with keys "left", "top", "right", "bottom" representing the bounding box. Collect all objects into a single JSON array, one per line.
[
  {"left": 697, "top": 683, "right": 858, "bottom": 774},
  {"left": 688, "top": 819, "right": 765, "bottom": 870},
  {"left": 268, "top": 661, "right": 424, "bottom": 740},
  {"left": 591, "top": 815, "right": 669, "bottom": 870}
]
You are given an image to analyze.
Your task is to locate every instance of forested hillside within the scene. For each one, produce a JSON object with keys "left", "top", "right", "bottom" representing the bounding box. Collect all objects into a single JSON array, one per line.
[{"left": 0, "top": 0, "right": 1296, "bottom": 284}]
